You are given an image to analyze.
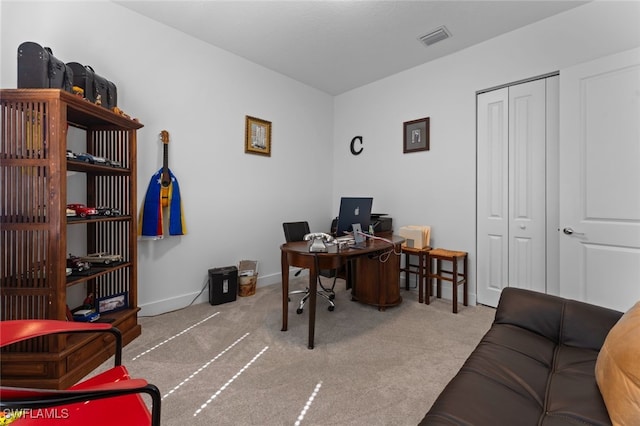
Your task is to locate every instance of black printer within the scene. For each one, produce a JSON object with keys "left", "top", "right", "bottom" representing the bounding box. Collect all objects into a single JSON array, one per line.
[
  {"left": 330, "top": 214, "right": 392, "bottom": 235},
  {"left": 371, "top": 214, "right": 392, "bottom": 233}
]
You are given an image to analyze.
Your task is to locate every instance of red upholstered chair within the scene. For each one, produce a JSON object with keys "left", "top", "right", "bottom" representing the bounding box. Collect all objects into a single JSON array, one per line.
[{"left": 0, "top": 320, "right": 160, "bottom": 425}]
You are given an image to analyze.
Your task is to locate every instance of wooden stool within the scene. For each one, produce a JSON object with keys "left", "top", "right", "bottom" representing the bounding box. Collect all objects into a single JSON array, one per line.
[
  {"left": 400, "top": 246, "right": 431, "bottom": 303},
  {"left": 426, "top": 248, "right": 468, "bottom": 313}
]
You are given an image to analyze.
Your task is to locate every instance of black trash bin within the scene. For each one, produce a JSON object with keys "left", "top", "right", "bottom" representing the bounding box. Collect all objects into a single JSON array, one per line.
[{"left": 208, "top": 266, "right": 237, "bottom": 305}]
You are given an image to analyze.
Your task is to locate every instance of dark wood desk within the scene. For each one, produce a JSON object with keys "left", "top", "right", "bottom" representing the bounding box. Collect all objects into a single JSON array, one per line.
[{"left": 280, "top": 236, "right": 403, "bottom": 349}]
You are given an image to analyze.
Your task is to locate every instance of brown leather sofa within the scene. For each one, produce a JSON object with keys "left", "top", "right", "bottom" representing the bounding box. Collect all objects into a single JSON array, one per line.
[{"left": 420, "top": 287, "right": 623, "bottom": 425}]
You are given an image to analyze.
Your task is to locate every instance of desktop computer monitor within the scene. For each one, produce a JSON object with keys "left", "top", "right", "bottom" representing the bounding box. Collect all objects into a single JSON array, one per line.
[{"left": 335, "top": 197, "right": 373, "bottom": 237}]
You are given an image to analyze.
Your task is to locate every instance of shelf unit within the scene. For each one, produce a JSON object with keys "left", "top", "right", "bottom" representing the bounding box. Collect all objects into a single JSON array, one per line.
[{"left": 0, "top": 89, "right": 143, "bottom": 389}]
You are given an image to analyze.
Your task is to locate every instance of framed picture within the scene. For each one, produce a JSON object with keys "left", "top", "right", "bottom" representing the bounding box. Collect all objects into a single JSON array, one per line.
[
  {"left": 96, "top": 292, "right": 128, "bottom": 314},
  {"left": 245, "top": 115, "right": 272, "bottom": 156},
  {"left": 403, "top": 117, "right": 430, "bottom": 153}
]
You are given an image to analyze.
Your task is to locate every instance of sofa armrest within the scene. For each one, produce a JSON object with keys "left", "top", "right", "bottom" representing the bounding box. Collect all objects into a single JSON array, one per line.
[{"left": 495, "top": 288, "right": 622, "bottom": 350}]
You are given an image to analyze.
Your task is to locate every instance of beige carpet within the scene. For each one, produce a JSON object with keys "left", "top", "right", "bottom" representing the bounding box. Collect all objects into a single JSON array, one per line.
[{"left": 92, "top": 278, "right": 495, "bottom": 425}]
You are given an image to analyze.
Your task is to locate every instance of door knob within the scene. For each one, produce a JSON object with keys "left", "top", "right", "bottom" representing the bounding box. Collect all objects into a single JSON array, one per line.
[{"left": 563, "top": 227, "right": 584, "bottom": 236}]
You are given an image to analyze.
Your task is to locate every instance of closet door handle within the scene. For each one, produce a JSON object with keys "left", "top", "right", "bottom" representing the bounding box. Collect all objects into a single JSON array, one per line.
[{"left": 563, "top": 227, "right": 584, "bottom": 236}]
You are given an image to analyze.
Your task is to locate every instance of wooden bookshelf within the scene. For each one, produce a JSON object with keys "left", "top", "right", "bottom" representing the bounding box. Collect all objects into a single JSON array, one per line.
[{"left": 0, "top": 89, "right": 143, "bottom": 389}]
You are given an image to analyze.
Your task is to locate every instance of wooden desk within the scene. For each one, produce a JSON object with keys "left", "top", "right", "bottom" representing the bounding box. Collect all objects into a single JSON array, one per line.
[
  {"left": 350, "top": 243, "right": 403, "bottom": 310},
  {"left": 280, "top": 236, "right": 403, "bottom": 349}
]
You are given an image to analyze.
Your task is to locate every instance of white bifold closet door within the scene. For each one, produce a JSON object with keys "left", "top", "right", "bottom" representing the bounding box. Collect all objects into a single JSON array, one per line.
[{"left": 477, "top": 77, "right": 558, "bottom": 308}]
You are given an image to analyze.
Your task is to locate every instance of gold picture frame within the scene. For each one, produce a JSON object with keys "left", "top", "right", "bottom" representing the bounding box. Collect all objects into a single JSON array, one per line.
[{"left": 245, "top": 116, "right": 272, "bottom": 156}]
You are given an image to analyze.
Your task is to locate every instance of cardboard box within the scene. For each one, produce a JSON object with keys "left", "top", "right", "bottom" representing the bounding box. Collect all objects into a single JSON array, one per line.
[{"left": 399, "top": 225, "right": 431, "bottom": 249}]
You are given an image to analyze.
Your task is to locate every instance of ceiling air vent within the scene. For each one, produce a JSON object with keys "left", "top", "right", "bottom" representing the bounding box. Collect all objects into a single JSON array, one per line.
[{"left": 418, "top": 26, "right": 451, "bottom": 47}]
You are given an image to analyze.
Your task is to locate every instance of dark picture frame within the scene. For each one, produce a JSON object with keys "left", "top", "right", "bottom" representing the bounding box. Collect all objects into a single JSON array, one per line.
[
  {"left": 403, "top": 117, "right": 430, "bottom": 153},
  {"left": 245, "top": 115, "right": 272, "bottom": 156},
  {"left": 96, "top": 292, "right": 128, "bottom": 314}
]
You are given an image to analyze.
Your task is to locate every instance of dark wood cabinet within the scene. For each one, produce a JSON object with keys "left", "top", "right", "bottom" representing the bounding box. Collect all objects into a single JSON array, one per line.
[
  {"left": 350, "top": 239, "right": 403, "bottom": 310},
  {"left": 0, "top": 89, "right": 143, "bottom": 388}
]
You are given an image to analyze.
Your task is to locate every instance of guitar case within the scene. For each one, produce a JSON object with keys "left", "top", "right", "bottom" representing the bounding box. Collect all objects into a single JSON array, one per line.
[
  {"left": 66, "top": 62, "right": 96, "bottom": 102},
  {"left": 107, "top": 80, "right": 117, "bottom": 111},
  {"left": 17, "top": 42, "right": 74, "bottom": 92},
  {"left": 91, "top": 67, "right": 109, "bottom": 107},
  {"left": 66, "top": 63, "right": 117, "bottom": 110}
]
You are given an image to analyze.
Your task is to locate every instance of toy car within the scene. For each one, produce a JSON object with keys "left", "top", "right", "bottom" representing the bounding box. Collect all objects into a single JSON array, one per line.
[
  {"left": 67, "top": 255, "right": 90, "bottom": 272},
  {"left": 73, "top": 309, "right": 100, "bottom": 322},
  {"left": 75, "top": 152, "right": 109, "bottom": 165},
  {"left": 96, "top": 206, "right": 121, "bottom": 216},
  {"left": 79, "top": 252, "right": 123, "bottom": 265},
  {"left": 66, "top": 203, "right": 98, "bottom": 218}
]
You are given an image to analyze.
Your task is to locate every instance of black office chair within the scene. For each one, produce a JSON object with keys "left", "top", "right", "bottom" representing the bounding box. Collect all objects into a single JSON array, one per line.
[{"left": 283, "top": 221, "right": 337, "bottom": 314}]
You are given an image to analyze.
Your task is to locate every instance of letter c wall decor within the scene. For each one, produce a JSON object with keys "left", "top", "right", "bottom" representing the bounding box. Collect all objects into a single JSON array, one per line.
[{"left": 350, "top": 136, "right": 363, "bottom": 155}]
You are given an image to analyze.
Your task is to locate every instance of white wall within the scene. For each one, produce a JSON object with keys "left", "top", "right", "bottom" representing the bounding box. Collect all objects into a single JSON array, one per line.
[
  {"left": 1, "top": 1, "right": 334, "bottom": 315},
  {"left": 2, "top": 1, "right": 639, "bottom": 314},
  {"left": 332, "top": 1, "right": 640, "bottom": 304}
]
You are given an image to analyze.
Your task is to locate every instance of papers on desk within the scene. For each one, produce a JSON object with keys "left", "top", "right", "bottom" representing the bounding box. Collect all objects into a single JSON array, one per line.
[
  {"left": 334, "top": 235, "right": 355, "bottom": 250},
  {"left": 335, "top": 236, "right": 354, "bottom": 243}
]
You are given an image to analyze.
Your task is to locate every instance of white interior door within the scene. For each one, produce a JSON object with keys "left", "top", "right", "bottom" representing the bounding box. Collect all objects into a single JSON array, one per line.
[
  {"left": 477, "top": 79, "right": 550, "bottom": 307},
  {"left": 559, "top": 48, "right": 640, "bottom": 312}
]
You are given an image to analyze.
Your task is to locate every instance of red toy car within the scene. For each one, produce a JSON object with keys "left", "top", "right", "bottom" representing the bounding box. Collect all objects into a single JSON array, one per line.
[{"left": 67, "top": 203, "right": 98, "bottom": 218}]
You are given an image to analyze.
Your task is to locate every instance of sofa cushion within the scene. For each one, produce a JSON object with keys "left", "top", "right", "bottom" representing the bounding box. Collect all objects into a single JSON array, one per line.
[
  {"left": 421, "top": 323, "right": 611, "bottom": 425},
  {"left": 421, "top": 326, "right": 551, "bottom": 424},
  {"left": 561, "top": 299, "right": 624, "bottom": 350},
  {"left": 595, "top": 301, "right": 640, "bottom": 424},
  {"left": 494, "top": 288, "right": 622, "bottom": 350},
  {"left": 493, "top": 287, "right": 564, "bottom": 343},
  {"left": 421, "top": 289, "right": 624, "bottom": 426},
  {"left": 545, "top": 344, "right": 610, "bottom": 424}
]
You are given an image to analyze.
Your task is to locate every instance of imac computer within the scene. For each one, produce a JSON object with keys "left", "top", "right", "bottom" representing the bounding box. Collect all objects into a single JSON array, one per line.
[{"left": 335, "top": 197, "right": 373, "bottom": 238}]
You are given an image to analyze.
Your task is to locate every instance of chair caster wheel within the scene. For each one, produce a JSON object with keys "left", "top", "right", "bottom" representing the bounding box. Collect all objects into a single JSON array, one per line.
[
  {"left": 296, "top": 308, "right": 304, "bottom": 314},
  {"left": 328, "top": 305, "right": 335, "bottom": 312}
]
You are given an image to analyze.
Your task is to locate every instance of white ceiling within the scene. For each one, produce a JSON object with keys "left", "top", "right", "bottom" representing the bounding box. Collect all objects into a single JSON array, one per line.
[{"left": 116, "top": 0, "right": 588, "bottom": 95}]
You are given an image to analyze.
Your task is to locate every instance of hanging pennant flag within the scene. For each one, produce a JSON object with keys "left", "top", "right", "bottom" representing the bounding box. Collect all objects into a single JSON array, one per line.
[{"left": 138, "top": 131, "right": 187, "bottom": 239}]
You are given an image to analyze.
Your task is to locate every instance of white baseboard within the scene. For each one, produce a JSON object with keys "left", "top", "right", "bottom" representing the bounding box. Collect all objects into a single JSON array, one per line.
[
  {"left": 139, "top": 272, "right": 476, "bottom": 316},
  {"left": 138, "top": 272, "right": 281, "bottom": 316},
  {"left": 400, "top": 276, "right": 477, "bottom": 306}
]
